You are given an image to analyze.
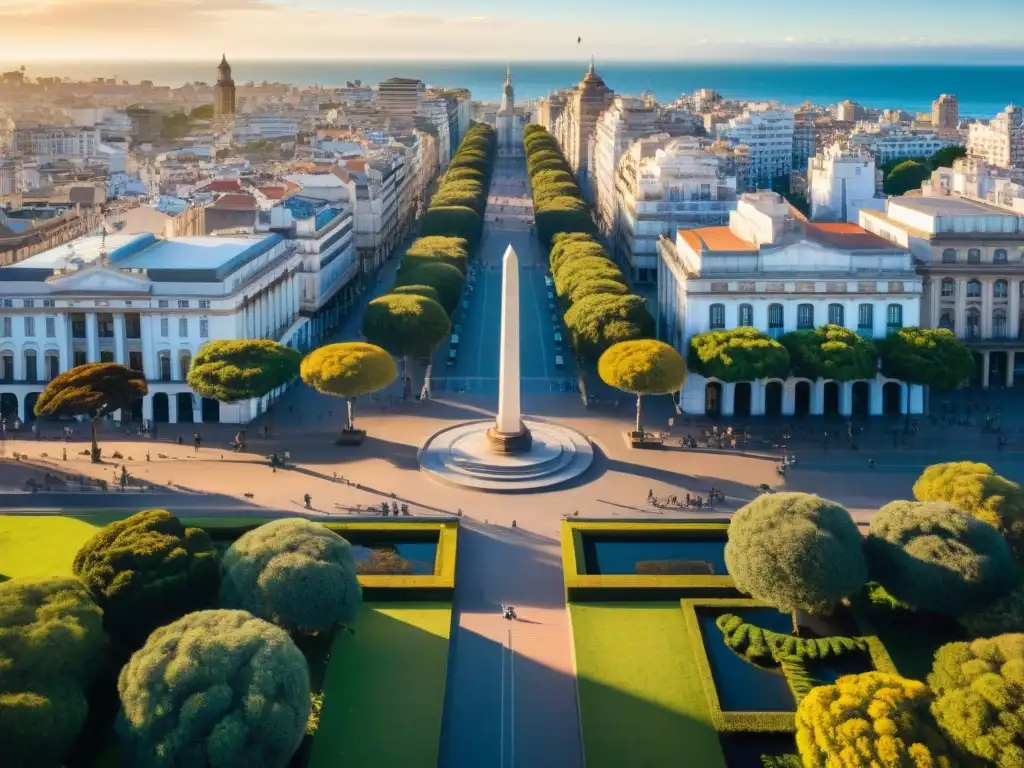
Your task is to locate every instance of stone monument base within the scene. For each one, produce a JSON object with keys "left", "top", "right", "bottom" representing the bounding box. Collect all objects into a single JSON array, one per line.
[
  {"left": 485, "top": 425, "right": 533, "bottom": 454},
  {"left": 419, "top": 418, "right": 593, "bottom": 491}
]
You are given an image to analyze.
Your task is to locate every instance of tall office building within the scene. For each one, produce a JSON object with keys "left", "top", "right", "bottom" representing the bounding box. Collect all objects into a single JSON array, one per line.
[{"left": 931, "top": 94, "right": 959, "bottom": 135}]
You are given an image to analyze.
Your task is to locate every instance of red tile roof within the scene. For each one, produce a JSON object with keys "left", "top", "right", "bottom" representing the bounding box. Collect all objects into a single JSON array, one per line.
[
  {"left": 205, "top": 180, "right": 243, "bottom": 193},
  {"left": 210, "top": 193, "right": 257, "bottom": 210},
  {"left": 258, "top": 186, "right": 289, "bottom": 200},
  {"left": 806, "top": 222, "right": 894, "bottom": 250},
  {"left": 679, "top": 226, "right": 757, "bottom": 254}
]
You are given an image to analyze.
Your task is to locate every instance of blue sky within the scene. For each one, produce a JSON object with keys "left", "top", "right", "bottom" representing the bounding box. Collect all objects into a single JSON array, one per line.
[{"left": 1, "top": 0, "right": 1022, "bottom": 61}]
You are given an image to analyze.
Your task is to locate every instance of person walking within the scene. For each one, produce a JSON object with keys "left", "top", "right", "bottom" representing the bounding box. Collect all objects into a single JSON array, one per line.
[{"left": 193, "top": 431, "right": 201, "bottom": 453}]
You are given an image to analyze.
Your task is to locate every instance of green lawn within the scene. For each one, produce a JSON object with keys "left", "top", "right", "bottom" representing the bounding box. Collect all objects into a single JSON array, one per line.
[
  {"left": 308, "top": 602, "right": 452, "bottom": 768},
  {"left": 0, "top": 515, "right": 100, "bottom": 579},
  {"left": 570, "top": 603, "right": 726, "bottom": 768}
]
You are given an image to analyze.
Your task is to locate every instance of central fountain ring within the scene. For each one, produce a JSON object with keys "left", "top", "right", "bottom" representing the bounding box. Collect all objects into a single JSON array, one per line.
[{"left": 418, "top": 243, "right": 595, "bottom": 492}]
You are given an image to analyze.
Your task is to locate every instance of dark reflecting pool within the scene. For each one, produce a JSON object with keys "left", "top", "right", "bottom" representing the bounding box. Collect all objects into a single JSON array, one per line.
[
  {"left": 697, "top": 608, "right": 796, "bottom": 712},
  {"left": 806, "top": 651, "right": 874, "bottom": 686},
  {"left": 719, "top": 732, "right": 797, "bottom": 768},
  {"left": 350, "top": 540, "right": 438, "bottom": 575},
  {"left": 582, "top": 535, "right": 728, "bottom": 575}
]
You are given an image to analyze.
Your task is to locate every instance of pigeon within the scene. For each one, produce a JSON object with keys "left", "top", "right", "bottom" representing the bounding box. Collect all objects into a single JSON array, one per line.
[{"left": 577, "top": 36, "right": 581, "bottom": 44}]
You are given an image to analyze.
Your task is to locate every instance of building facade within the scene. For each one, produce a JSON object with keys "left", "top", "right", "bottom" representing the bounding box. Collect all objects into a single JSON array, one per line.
[
  {"left": 658, "top": 192, "right": 923, "bottom": 417},
  {"left": 968, "top": 105, "right": 1024, "bottom": 170},
  {"left": 932, "top": 94, "right": 959, "bottom": 135},
  {"left": 849, "top": 128, "right": 963, "bottom": 163},
  {"left": 860, "top": 195, "right": 1024, "bottom": 388},
  {"left": 719, "top": 108, "right": 794, "bottom": 190},
  {"left": 922, "top": 157, "right": 1024, "bottom": 213},
  {"left": 808, "top": 142, "right": 885, "bottom": 223},
  {"left": 610, "top": 136, "right": 737, "bottom": 284},
  {"left": 0, "top": 232, "right": 307, "bottom": 425},
  {"left": 551, "top": 58, "right": 614, "bottom": 190},
  {"left": 213, "top": 55, "right": 236, "bottom": 119},
  {"left": 591, "top": 97, "right": 658, "bottom": 218},
  {"left": 12, "top": 127, "right": 100, "bottom": 159}
]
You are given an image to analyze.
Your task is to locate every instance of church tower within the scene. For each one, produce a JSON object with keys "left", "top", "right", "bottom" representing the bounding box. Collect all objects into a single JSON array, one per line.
[
  {"left": 213, "top": 54, "right": 236, "bottom": 119},
  {"left": 500, "top": 63, "right": 515, "bottom": 115}
]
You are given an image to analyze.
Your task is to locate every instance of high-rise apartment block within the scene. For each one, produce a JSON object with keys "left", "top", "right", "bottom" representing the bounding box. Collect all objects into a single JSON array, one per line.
[
  {"left": 968, "top": 105, "right": 1024, "bottom": 169},
  {"left": 720, "top": 108, "right": 794, "bottom": 190},
  {"left": 931, "top": 94, "right": 958, "bottom": 135}
]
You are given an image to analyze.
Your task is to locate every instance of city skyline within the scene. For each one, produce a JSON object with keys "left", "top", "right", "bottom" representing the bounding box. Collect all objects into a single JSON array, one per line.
[{"left": 2, "top": 0, "right": 1023, "bottom": 62}]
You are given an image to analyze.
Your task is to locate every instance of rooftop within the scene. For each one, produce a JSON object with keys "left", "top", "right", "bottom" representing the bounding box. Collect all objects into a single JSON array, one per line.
[
  {"left": 805, "top": 222, "right": 894, "bottom": 250},
  {"left": 679, "top": 226, "right": 757, "bottom": 254},
  {"left": 210, "top": 194, "right": 257, "bottom": 210},
  {"left": 12, "top": 233, "right": 141, "bottom": 269},
  {"left": 116, "top": 235, "right": 280, "bottom": 271},
  {"left": 891, "top": 196, "right": 1011, "bottom": 217}
]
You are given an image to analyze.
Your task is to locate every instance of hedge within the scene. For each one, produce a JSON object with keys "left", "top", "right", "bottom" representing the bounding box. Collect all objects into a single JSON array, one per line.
[{"left": 715, "top": 613, "right": 867, "bottom": 664}]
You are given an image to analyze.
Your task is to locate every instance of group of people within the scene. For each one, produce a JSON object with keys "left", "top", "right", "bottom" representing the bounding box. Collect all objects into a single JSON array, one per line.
[
  {"left": 647, "top": 489, "right": 723, "bottom": 510},
  {"left": 380, "top": 501, "right": 411, "bottom": 517}
]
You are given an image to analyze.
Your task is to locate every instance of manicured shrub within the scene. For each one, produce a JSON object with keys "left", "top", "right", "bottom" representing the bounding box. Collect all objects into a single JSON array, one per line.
[
  {"left": 553, "top": 256, "right": 622, "bottom": 299},
  {"left": 865, "top": 500, "right": 1017, "bottom": 617},
  {"left": 72, "top": 509, "right": 219, "bottom": 642},
  {"left": 716, "top": 613, "right": 866, "bottom": 664},
  {"left": 187, "top": 339, "right": 300, "bottom": 404},
  {"left": 567, "top": 277, "right": 629, "bottom": 304},
  {"left": 394, "top": 261, "right": 465, "bottom": 315},
  {"left": 564, "top": 293, "right": 654, "bottom": 358},
  {"left": 220, "top": 519, "right": 362, "bottom": 633},
  {"left": 391, "top": 284, "right": 440, "bottom": 303},
  {"left": 548, "top": 233, "right": 608, "bottom": 274},
  {"left": 403, "top": 235, "right": 470, "bottom": 274},
  {"left": 420, "top": 205, "right": 482, "bottom": 248},
  {"left": 0, "top": 577, "right": 108, "bottom": 768},
  {"left": 362, "top": 293, "right": 451, "bottom": 359},
  {"left": 929, "top": 634, "right": 1024, "bottom": 766},
  {"left": 430, "top": 179, "right": 486, "bottom": 213},
  {"left": 117, "top": 609, "right": 310, "bottom": 768},
  {"left": 725, "top": 493, "right": 867, "bottom": 633},
  {"left": 689, "top": 327, "right": 791, "bottom": 382},
  {"left": 780, "top": 325, "right": 878, "bottom": 382},
  {"left": 795, "top": 672, "right": 954, "bottom": 767},
  {"left": 914, "top": 461, "right": 1024, "bottom": 558},
  {"left": 960, "top": 582, "right": 1024, "bottom": 636}
]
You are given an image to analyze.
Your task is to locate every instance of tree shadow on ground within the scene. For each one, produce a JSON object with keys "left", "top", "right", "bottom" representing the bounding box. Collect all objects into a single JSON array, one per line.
[{"left": 589, "top": 448, "right": 761, "bottom": 504}]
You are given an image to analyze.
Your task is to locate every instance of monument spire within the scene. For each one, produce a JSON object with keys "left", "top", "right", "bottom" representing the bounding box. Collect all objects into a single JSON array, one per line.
[{"left": 488, "top": 244, "right": 531, "bottom": 452}]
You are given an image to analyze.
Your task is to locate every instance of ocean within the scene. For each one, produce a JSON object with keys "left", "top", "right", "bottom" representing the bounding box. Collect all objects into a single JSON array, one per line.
[{"left": 5, "top": 60, "right": 1023, "bottom": 117}]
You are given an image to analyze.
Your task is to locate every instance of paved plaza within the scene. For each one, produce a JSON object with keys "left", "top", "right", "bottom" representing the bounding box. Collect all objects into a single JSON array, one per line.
[{"left": 4, "top": 154, "right": 1024, "bottom": 768}]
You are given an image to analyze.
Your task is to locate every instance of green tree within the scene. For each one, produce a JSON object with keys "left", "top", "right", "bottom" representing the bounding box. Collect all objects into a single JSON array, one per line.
[
  {"left": 781, "top": 325, "right": 878, "bottom": 381},
  {"left": 879, "top": 327, "right": 974, "bottom": 390},
  {"left": 220, "top": 519, "right": 361, "bottom": 633},
  {"left": 865, "top": 500, "right": 1017, "bottom": 617},
  {"left": 929, "top": 634, "right": 1024, "bottom": 766},
  {"left": 391, "top": 284, "right": 440, "bottom": 303},
  {"left": 554, "top": 256, "right": 624, "bottom": 300},
  {"left": 536, "top": 206, "right": 596, "bottom": 247},
  {"left": 725, "top": 492, "right": 867, "bottom": 634},
  {"left": 73, "top": 509, "right": 219, "bottom": 643},
  {"left": 689, "top": 327, "right": 791, "bottom": 382},
  {"left": 564, "top": 293, "right": 655, "bottom": 359},
  {"left": 549, "top": 235, "right": 608, "bottom": 274},
  {"left": 928, "top": 145, "right": 967, "bottom": 170},
  {"left": 300, "top": 342, "right": 398, "bottom": 434},
  {"left": 796, "top": 672, "right": 954, "bottom": 768},
  {"left": 567, "top": 277, "right": 629, "bottom": 304},
  {"left": 117, "top": 609, "right": 310, "bottom": 768},
  {"left": 430, "top": 179, "right": 486, "bottom": 213},
  {"left": 186, "top": 339, "right": 300, "bottom": 404},
  {"left": 403, "top": 235, "right": 470, "bottom": 274},
  {"left": 444, "top": 167, "right": 485, "bottom": 184},
  {"left": 394, "top": 261, "right": 465, "bottom": 315},
  {"left": 0, "top": 577, "right": 108, "bottom": 768},
  {"left": 960, "top": 583, "right": 1024, "bottom": 637},
  {"left": 532, "top": 169, "right": 576, "bottom": 190},
  {"left": 419, "top": 205, "right": 483, "bottom": 249},
  {"left": 362, "top": 294, "right": 450, "bottom": 398},
  {"left": 598, "top": 340, "right": 687, "bottom": 436},
  {"left": 913, "top": 461, "right": 1024, "bottom": 559},
  {"left": 34, "top": 362, "right": 147, "bottom": 462},
  {"left": 884, "top": 160, "right": 932, "bottom": 196},
  {"left": 188, "top": 104, "right": 214, "bottom": 120}
]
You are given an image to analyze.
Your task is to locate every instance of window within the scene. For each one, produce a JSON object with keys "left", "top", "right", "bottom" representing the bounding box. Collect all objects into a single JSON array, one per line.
[
  {"left": 177, "top": 300, "right": 190, "bottom": 309},
  {"left": 199, "top": 300, "right": 211, "bottom": 309},
  {"left": 74, "top": 350, "right": 86, "bottom": 367},
  {"left": 886, "top": 304, "right": 903, "bottom": 334},
  {"left": 994, "top": 309, "right": 1008, "bottom": 339},
  {"left": 45, "top": 317, "right": 55, "bottom": 338},
  {"left": 22, "top": 299, "right": 34, "bottom": 308},
  {"left": 199, "top": 318, "right": 209, "bottom": 338},
  {"left": 1, "top": 317, "right": 9, "bottom": 338},
  {"left": 941, "top": 278, "right": 955, "bottom": 298},
  {"left": 967, "top": 248, "right": 981, "bottom": 264},
  {"left": 25, "top": 353, "right": 37, "bottom": 383},
  {"left": 23, "top": 317, "right": 34, "bottom": 337},
  {"left": 942, "top": 248, "right": 957, "bottom": 263},
  {"left": 178, "top": 318, "right": 188, "bottom": 337},
  {"left": 160, "top": 318, "right": 169, "bottom": 337},
  {"left": 858, "top": 304, "right": 874, "bottom": 335},
  {"left": 828, "top": 303, "right": 844, "bottom": 326},
  {"left": 797, "top": 303, "right": 814, "bottom": 330},
  {"left": 158, "top": 300, "right": 168, "bottom": 308},
  {"left": 43, "top": 299, "right": 55, "bottom": 308},
  {"left": 179, "top": 353, "right": 192, "bottom": 379},
  {"left": 967, "top": 280, "right": 982, "bottom": 297},
  {"left": 709, "top": 304, "right": 726, "bottom": 330},
  {"left": 46, "top": 355, "right": 59, "bottom": 380},
  {"left": 939, "top": 311, "right": 955, "bottom": 331},
  {"left": 767, "top": 304, "right": 784, "bottom": 337},
  {"left": 1, "top": 299, "right": 11, "bottom": 308},
  {"left": 995, "top": 249, "right": 1008, "bottom": 264},
  {"left": 967, "top": 308, "right": 981, "bottom": 341},
  {"left": 738, "top": 304, "right": 753, "bottom": 327},
  {"left": 158, "top": 352, "right": 171, "bottom": 382}
]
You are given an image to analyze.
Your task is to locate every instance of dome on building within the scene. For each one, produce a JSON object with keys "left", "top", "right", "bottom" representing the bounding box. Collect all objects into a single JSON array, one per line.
[
  {"left": 579, "top": 55, "right": 606, "bottom": 88},
  {"left": 218, "top": 55, "right": 231, "bottom": 78}
]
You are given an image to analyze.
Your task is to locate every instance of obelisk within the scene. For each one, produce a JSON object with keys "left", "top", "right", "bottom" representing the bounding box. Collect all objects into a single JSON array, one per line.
[{"left": 487, "top": 244, "right": 532, "bottom": 453}]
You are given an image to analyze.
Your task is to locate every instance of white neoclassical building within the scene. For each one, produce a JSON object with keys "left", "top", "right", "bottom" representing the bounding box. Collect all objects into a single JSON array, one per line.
[
  {"left": 657, "top": 192, "right": 924, "bottom": 418},
  {"left": 0, "top": 232, "right": 307, "bottom": 425}
]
